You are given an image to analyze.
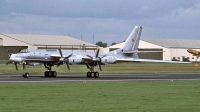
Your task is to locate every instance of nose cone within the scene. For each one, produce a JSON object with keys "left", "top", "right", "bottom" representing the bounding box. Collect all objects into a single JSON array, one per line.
[
  {"left": 9, "top": 54, "right": 24, "bottom": 62},
  {"left": 187, "top": 49, "right": 192, "bottom": 53}
]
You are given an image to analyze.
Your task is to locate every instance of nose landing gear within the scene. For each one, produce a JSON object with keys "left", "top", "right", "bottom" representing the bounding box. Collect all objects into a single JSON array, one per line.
[{"left": 22, "top": 64, "right": 29, "bottom": 78}]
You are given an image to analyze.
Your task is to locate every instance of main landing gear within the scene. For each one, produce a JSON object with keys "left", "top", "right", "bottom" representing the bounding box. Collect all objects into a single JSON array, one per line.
[
  {"left": 86, "top": 72, "right": 99, "bottom": 78},
  {"left": 44, "top": 71, "right": 57, "bottom": 77},
  {"left": 44, "top": 63, "right": 57, "bottom": 77},
  {"left": 22, "top": 64, "right": 29, "bottom": 78},
  {"left": 86, "top": 64, "right": 99, "bottom": 78}
]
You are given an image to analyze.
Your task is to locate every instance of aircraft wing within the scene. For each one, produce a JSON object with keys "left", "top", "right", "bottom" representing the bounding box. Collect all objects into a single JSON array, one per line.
[
  {"left": 50, "top": 54, "right": 72, "bottom": 58},
  {"left": 117, "top": 58, "right": 190, "bottom": 63},
  {"left": 50, "top": 54, "right": 61, "bottom": 58},
  {"left": 24, "top": 59, "right": 51, "bottom": 62},
  {"left": 82, "top": 57, "right": 93, "bottom": 62},
  {"left": 123, "top": 51, "right": 164, "bottom": 53}
]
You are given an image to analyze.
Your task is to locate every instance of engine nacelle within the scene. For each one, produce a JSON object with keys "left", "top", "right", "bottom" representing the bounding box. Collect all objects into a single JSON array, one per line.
[
  {"left": 101, "top": 58, "right": 116, "bottom": 64},
  {"left": 68, "top": 58, "right": 82, "bottom": 64}
]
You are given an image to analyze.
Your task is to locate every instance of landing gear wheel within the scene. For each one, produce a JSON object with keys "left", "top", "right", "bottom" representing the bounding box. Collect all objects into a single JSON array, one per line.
[
  {"left": 23, "top": 73, "right": 29, "bottom": 78},
  {"left": 48, "top": 71, "right": 53, "bottom": 77},
  {"left": 86, "top": 72, "right": 99, "bottom": 78},
  {"left": 95, "top": 72, "right": 99, "bottom": 78},
  {"left": 91, "top": 72, "right": 95, "bottom": 78},
  {"left": 44, "top": 71, "right": 49, "bottom": 77},
  {"left": 53, "top": 71, "right": 57, "bottom": 77},
  {"left": 87, "top": 72, "right": 91, "bottom": 78}
]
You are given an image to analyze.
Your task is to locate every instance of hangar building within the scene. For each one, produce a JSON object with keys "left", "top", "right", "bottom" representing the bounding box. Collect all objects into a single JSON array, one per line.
[
  {"left": 103, "top": 38, "right": 200, "bottom": 62},
  {"left": 1, "top": 33, "right": 200, "bottom": 62},
  {"left": 0, "top": 34, "right": 97, "bottom": 60}
]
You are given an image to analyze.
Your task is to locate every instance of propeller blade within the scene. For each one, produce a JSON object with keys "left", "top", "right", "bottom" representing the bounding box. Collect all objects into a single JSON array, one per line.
[
  {"left": 63, "top": 62, "right": 67, "bottom": 72},
  {"left": 101, "top": 55, "right": 107, "bottom": 58},
  {"left": 14, "top": 63, "right": 18, "bottom": 71},
  {"left": 58, "top": 48, "right": 63, "bottom": 57},
  {"left": 66, "top": 63, "right": 70, "bottom": 70},
  {"left": 86, "top": 54, "right": 93, "bottom": 59},
  {"left": 98, "top": 63, "right": 102, "bottom": 71},
  {"left": 66, "top": 53, "right": 73, "bottom": 59},
  {"left": 95, "top": 48, "right": 100, "bottom": 58}
]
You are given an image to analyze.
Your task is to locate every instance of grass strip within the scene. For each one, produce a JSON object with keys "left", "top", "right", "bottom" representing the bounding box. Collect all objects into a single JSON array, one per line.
[{"left": 0, "top": 81, "right": 200, "bottom": 112}]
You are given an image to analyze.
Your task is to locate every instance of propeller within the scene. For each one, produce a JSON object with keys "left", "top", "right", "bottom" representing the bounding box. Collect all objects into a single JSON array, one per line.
[
  {"left": 56, "top": 49, "right": 72, "bottom": 70},
  {"left": 14, "top": 62, "right": 18, "bottom": 71},
  {"left": 6, "top": 61, "right": 18, "bottom": 71},
  {"left": 86, "top": 48, "right": 106, "bottom": 71}
]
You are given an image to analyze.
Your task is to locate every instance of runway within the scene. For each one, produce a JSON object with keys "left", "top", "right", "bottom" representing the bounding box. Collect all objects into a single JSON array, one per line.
[{"left": 0, "top": 73, "right": 200, "bottom": 83}]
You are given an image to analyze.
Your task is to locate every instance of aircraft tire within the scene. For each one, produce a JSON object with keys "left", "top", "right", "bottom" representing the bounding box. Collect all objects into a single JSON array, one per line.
[
  {"left": 87, "top": 72, "right": 91, "bottom": 78},
  {"left": 53, "top": 71, "right": 57, "bottom": 77},
  {"left": 48, "top": 71, "right": 53, "bottom": 77},
  {"left": 95, "top": 72, "right": 99, "bottom": 78},
  {"left": 24, "top": 73, "right": 29, "bottom": 78},
  {"left": 91, "top": 72, "right": 95, "bottom": 78},
  {"left": 44, "top": 71, "right": 49, "bottom": 77}
]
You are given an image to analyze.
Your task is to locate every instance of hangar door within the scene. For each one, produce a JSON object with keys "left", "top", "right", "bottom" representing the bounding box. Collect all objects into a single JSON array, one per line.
[{"left": 138, "top": 48, "right": 163, "bottom": 60}]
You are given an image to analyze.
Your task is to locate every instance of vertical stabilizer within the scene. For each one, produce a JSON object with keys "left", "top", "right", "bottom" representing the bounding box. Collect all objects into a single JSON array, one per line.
[{"left": 121, "top": 26, "right": 142, "bottom": 52}]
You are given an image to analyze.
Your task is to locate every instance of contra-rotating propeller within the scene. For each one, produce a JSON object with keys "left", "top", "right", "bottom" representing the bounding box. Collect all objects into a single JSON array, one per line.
[
  {"left": 56, "top": 48, "right": 72, "bottom": 70},
  {"left": 86, "top": 48, "right": 106, "bottom": 71}
]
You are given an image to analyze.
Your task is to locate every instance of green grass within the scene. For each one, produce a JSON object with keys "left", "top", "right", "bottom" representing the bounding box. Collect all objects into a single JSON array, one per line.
[
  {"left": 0, "top": 63, "right": 200, "bottom": 74},
  {"left": 0, "top": 81, "right": 200, "bottom": 112},
  {"left": 1, "top": 62, "right": 200, "bottom": 111}
]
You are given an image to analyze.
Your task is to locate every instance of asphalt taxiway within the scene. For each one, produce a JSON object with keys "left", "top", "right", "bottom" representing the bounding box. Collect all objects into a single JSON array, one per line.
[{"left": 0, "top": 73, "right": 200, "bottom": 83}]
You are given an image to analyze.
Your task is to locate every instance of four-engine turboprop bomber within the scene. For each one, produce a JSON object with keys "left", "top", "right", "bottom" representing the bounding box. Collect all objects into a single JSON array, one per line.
[{"left": 7, "top": 26, "right": 189, "bottom": 78}]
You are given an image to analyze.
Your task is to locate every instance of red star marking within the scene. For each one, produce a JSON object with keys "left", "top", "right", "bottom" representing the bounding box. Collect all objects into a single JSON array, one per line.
[{"left": 131, "top": 38, "right": 135, "bottom": 43}]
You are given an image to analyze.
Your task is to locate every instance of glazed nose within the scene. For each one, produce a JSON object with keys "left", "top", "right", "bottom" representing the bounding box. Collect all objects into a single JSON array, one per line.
[{"left": 9, "top": 54, "right": 24, "bottom": 62}]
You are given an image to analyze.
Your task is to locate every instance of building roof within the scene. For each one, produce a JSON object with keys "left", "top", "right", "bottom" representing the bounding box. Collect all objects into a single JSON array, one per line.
[
  {"left": 141, "top": 38, "right": 200, "bottom": 48},
  {"left": 1, "top": 34, "right": 96, "bottom": 46}
]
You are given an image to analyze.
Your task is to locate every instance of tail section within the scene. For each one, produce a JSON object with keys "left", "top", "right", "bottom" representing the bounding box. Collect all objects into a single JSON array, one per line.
[
  {"left": 108, "top": 26, "right": 142, "bottom": 59},
  {"left": 121, "top": 26, "right": 142, "bottom": 52}
]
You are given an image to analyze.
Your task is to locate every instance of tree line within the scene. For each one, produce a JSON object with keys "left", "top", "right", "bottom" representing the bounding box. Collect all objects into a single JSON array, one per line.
[{"left": 95, "top": 41, "right": 117, "bottom": 48}]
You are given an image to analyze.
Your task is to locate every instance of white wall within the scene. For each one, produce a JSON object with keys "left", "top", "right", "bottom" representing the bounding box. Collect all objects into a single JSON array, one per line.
[
  {"left": 103, "top": 42, "right": 124, "bottom": 53},
  {"left": 1, "top": 36, "right": 29, "bottom": 46},
  {"left": 163, "top": 48, "right": 171, "bottom": 60},
  {"left": 103, "top": 40, "right": 164, "bottom": 53},
  {"left": 170, "top": 48, "right": 200, "bottom": 61},
  {"left": 0, "top": 35, "right": 37, "bottom": 50},
  {"left": 139, "top": 41, "right": 163, "bottom": 49}
]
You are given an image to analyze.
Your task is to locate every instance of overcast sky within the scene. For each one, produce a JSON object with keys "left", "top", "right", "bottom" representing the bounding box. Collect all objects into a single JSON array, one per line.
[{"left": 0, "top": 0, "right": 200, "bottom": 45}]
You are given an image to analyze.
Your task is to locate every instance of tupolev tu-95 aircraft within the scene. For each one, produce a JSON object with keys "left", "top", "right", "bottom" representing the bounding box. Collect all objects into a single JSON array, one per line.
[{"left": 7, "top": 26, "right": 189, "bottom": 78}]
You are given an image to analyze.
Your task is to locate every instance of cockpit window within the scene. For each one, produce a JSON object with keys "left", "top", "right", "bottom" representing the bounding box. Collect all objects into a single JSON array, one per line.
[{"left": 20, "top": 49, "right": 30, "bottom": 53}]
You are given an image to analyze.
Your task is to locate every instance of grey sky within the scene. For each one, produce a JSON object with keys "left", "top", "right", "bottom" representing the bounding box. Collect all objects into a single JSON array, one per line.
[{"left": 0, "top": 0, "right": 200, "bottom": 45}]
